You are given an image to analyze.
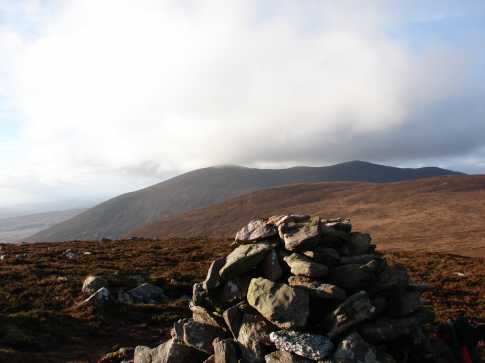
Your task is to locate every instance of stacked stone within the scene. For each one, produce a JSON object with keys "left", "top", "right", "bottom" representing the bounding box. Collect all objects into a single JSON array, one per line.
[{"left": 134, "top": 215, "right": 434, "bottom": 363}]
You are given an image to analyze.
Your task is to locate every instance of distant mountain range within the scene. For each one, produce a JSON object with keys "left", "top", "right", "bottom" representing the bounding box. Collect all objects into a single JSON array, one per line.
[
  {"left": 28, "top": 161, "right": 463, "bottom": 242},
  {"left": 131, "top": 175, "right": 485, "bottom": 257},
  {"left": 0, "top": 209, "right": 86, "bottom": 243}
]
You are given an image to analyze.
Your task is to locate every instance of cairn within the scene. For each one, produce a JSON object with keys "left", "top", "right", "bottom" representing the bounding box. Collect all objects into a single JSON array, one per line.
[{"left": 134, "top": 215, "right": 434, "bottom": 363}]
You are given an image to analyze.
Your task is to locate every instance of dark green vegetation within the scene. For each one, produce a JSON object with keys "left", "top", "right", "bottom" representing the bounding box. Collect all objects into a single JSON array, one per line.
[
  {"left": 0, "top": 238, "right": 483, "bottom": 362},
  {"left": 28, "top": 161, "right": 461, "bottom": 242}
]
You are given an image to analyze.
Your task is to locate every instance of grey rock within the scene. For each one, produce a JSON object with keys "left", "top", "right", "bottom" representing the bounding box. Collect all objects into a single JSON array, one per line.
[
  {"left": 247, "top": 277, "right": 309, "bottom": 329},
  {"left": 303, "top": 248, "right": 340, "bottom": 266},
  {"left": 387, "top": 290, "right": 422, "bottom": 317},
  {"left": 340, "top": 254, "right": 377, "bottom": 265},
  {"left": 279, "top": 216, "right": 321, "bottom": 251},
  {"left": 265, "top": 350, "right": 313, "bottom": 362},
  {"left": 203, "top": 257, "right": 226, "bottom": 291},
  {"left": 128, "top": 283, "right": 165, "bottom": 304},
  {"left": 322, "top": 218, "right": 352, "bottom": 233},
  {"left": 329, "top": 260, "right": 380, "bottom": 290},
  {"left": 79, "top": 287, "right": 110, "bottom": 307},
  {"left": 333, "top": 332, "right": 378, "bottom": 363},
  {"left": 171, "top": 318, "right": 189, "bottom": 341},
  {"left": 262, "top": 249, "right": 283, "bottom": 282},
  {"left": 269, "top": 330, "right": 334, "bottom": 360},
  {"left": 219, "top": 243, "right": 273, "bottom": 280},
  {"left": 193, "top": 282, "right": 210, "bottom": 307},
  {"left": 223, "top": 304, "right": 244, "bottom": 339},
  {"left": 190, "top": 303, "right": 224, "bottom": 329},
  {"left": 235, "top": 219, "right": 277, "bottom": 242},
  {"left": 62, "top": 249, "right": 79, "bottom": 259},
  {"left": 370, "top": 264, "right": 409, "bottom": 294},
  {"left": 182, "top": 320, "right": 226, "bottom": 354},
  {"left": 347, "top": 232, "right": 372, "bottom": 255},
  {"left": 237, "top": 313, "right": 273, "bottom": 363},
  {"left": 134, "top": 338, "right": 205, "bottom": 363},
  {"left": 284, "top": 253, "right": 328, "bottom": 278},
  {"left": 324, "top": 291, "right": 375, "bottom": 338},
  {"left": 82, "top": 275, "right": 108, "bottom": 295},
  {"left": 288, "top": 276, "right": 346, "bottom": 300},
  {"left": 213, "top": 338, "right": 238, "bottom": 363},
  {"left": 217, "top": 276, "right": 251, "bottom": 306}
]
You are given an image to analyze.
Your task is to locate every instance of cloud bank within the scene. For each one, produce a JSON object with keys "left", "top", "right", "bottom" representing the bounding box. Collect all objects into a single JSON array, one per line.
[{"left": 1, "top": 0, "right": 485, "bottom": 207}]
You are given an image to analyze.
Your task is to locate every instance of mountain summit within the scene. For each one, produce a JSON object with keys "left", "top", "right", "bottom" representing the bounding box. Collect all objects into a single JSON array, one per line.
[{"left": 28, "top": 161, "right": 463, "bottom": 242}]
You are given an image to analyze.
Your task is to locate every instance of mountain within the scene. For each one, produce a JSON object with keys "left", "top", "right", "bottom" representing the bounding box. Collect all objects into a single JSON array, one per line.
[
  {"left": 0, "top": 209, "right": 86, "bottom": 243},
  {"left": 28, "top": 161, "right": 463, "bottom": 242},
  {"left": 130, "top": 175, "right": 485, "bottom": 257}
]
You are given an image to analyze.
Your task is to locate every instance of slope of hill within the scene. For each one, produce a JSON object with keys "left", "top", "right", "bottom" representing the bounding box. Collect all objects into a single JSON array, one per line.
[
  {"left": 0, "top": 209, "right": 86, "bottom": 243},
  {"left": 131, "top": 175, "right": 485, "bottom": 257},
  {"left": 28, "top": 161, "right": 462, "bottom": 242}
]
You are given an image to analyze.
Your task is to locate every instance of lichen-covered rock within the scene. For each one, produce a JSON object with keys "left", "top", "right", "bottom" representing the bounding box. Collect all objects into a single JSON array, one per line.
[
  {"left": 283, "top": 253, "right": 328, "bottom": 278},
  {"left": 288, "top": 276, "right": 346, "bottom": 300},
  {"left": 82, "top": 275, "right": 108, "bottom": 295},
  {"left": 190, "top": 303, "right": 225, "bottom": 329},
  {"left": 262, "top": 249, "right": 283, "bottom": 281},
  {"left": 213, "top": 337, "right": 238, "bottom": 363},
  {"left": 127, "top": 283, "right": 165, "bottom": 304},
  {"left": 322, "top": 218, "right": 352, "bottom": 233},
  {"left": 235, "top": 219, "right": 277, "bottom": 243},
  {"left": 247, "top": 277, "right": 309, "bottom": 329},
  {"left": 279, "top": 216, "right": 321, "bottom": 251},
  {"left": 333, "top": 332, "right": 378, "bottom": 363},
  {"left": 217, "top": 276, "right": 251, "bottom": 306},
  {"left": 303, "top": 247, "right": 340, "bottom": 266},
  {"left": 269, "top": 330, "right": 334, "bottom": 360},
  {"left": 182, "top": 320, "right": 226, "bottom": 354},
  {"left": 329, "top": 260, "right": 380, "bottom": 290},
  {"left": 265, "top": 350, "right": 313, "bottom": 362},
  {"left": 237, "top": 313, "right": 273, "bottom": 363},
  {"left": 203, "top": 257, "right": 226, "bottom": 291},
  {"left": 324, "top": 291, "right": 375, "bottom": 338},
  {"left": 219, "top": 243, "right": 273, "bottom": 280},
  {"left": 223, "top": 303, "right": 245, "bottom": 339},
  {"left": 134, "top": 338, "right": 205, "bottom": 363}
]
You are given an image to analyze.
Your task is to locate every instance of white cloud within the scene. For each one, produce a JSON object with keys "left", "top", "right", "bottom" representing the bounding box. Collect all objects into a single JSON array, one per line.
[{"left": 0, "top": 0, "right": 484, "bottom": 207}]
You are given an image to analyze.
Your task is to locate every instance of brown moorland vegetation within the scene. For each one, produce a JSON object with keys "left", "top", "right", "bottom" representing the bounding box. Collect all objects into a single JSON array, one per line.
[
  {"left": 131, "top": 175, "right": 485, "bottom": 257},
  {"left": 0, "top": 237, "right": 484, "bottom": 362}
]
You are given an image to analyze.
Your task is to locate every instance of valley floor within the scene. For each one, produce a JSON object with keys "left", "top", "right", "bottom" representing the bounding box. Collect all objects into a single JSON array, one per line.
[{"left": 0, "top": 238, "right": 483, "bottom": 362}]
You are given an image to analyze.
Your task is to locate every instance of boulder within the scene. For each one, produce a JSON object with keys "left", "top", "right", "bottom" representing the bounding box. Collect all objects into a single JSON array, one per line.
[
  {"left": 333, "top": 332, "right": 378, "bottom": 363},
  {"left": 324, "top": 291, "right": 375, "bottom": 338},
  {"left": 279, "top": 216, "right": 321, "bottom": 251},
  {"left": 237, "top": 313, "right": 273, "bottom": 363},
  {"left": 213, "top": 337, "right": 238, "bottom": 363},
  {"left": 288, "top": 276, "right": 346, "bottom": 300},
  {"left": 247, "top": 277, "right": 309, "bottom": 329},
  {"left": 203, "top": 257, "right": 226, "bottom": 291},
  {"left": 182, "top": 320, "right": 226, "bottom": 354},
  {"left": 219, "top": 243, "right": 273, "bottom": 280},
  {"left": 265, "top": 350, "right": 313, "bottom": 363},
  {"left": 235, "top": 219, "right": 277, "bottom": 243},
  {"left": 134, "top": 338, "right": 205, "bottom": 363},
  {"left": 283, "top": 253, "right": 328, "bottom": 278},
  {"left": 347, "top": 232, "right": 372, "bottom": 255},
  {"left": 127, "top": 283, "right": 165, "bottom": 304},
  {"left": 262, "top": 249, "right": 283, "bottom": 282},
  {"left": 269, "top": 330, "right": 334, "bottom": 360},
  {"left": 82, "top": 275, "right": 108, "bottom": 295}
]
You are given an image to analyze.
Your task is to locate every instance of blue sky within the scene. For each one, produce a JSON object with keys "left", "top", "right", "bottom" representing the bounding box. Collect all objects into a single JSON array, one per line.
[{"left": 1, "top": 0, "right": 485, "bottom": 211}]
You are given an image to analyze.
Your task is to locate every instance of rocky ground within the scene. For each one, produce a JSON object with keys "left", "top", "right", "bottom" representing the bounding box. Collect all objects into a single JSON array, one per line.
[{"left": 0, "top": 236, "right": 483, "bottom": 362}]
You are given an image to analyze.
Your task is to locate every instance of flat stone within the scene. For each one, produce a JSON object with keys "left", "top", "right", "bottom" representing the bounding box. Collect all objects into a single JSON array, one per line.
[
  {"left": 322, "top": 218, "right": 352, "bottom": 233},
  {"left": 247, "top": 277, "right": 309, "bottom": 330},
  {"left": 128, "top": 283, "right": 165, "bottom": 304},
  {"left": 237, "top": 313, "right": 273, "bottom": 363},
  {"left": 203, "top": 257, "right": 226, "bottom": 291},
  {"left": 269, "top": 330, "right": 334, "bottom": 361},
  {"left": 82, "top": 275, "right": 108, "bottom": 295},
  {"left": 333, "top": 332, "right": 378, "bottom": 363},
  {"left": 324, "top": 291, "right": 375, "bottom": 338},
  {"left": 369, "top": 264, "right": 409, "bottom": 294},
  {"left": 329, "top": 260, "right": 381, "bottom": 290},
  {"left": 235, "top": 219, "right": 277, "bottom": 242},
  {"left": 288, "top": 276, "right": 346, "bottom": 300},
  {"left": 182, "top": 320, "right": 226, "bottom": 354},
  {"left": 284, "top": 253, "right": 328, "bottom": 278},
  {"left": 303, "top": 248, "right": 340, "bottom": 266},
  {"left": 265, "top": 350, "right": 313, "bottom": 363},
  {"left": 134, "top": 338, "right": 205, "bottom": 363},
  {"left": 262, "top": 249, "right": 283, "bottom": 282},
  {"left": 190, "top": 303, "right": 224, "bottom": 329},
  {"left": 279, "top": 216, "right": 321, "bottom": 251},
  {"left": 213, "top": 338, "right": 238, "bottom": 363},
  {"left": 347, "top": 232, "right": 372, "bottom": 255},
  {"left": 219, "top": 243, "right": 273, "bottom": 280}
]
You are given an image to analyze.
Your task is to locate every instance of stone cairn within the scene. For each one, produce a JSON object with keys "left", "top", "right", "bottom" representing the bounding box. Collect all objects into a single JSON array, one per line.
[{"left": 135, "top": 215, "right": 435, "bottom": 363}]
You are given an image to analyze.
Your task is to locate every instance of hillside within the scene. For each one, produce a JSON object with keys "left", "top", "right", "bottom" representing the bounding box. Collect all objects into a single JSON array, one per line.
[
  {"left": 28, "top": 161, "right": 462, "bottom": 242},
  {"left": 0, "top": 209, "right": 86, "bottom": 243},
  {"left": 131, "top": 175, "right": 485, "bottom": 257}
]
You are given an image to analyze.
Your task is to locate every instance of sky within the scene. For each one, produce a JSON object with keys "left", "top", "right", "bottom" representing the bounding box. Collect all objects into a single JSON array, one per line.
[{"left": 1, "top": 0, "right": 485, "bottom": 211}]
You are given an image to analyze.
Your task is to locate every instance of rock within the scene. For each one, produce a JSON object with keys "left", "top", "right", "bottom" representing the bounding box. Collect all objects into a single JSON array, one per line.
[
  {"left": 182, "top": 320, "right": 226, "bottom": 354},
  {"left": 370, "top": 264, "right": 409, "bottom": 294},
  {"left": 82, "top": 275, "right": 108, "bottom": 295},
  {"left": 171, "top": 318, "right": 190, "bottom": 341},
  {"left": 79, "top": 287, "right": 110, "bottom": 307},
  {"left": 213, "top": 338, "right": 238, "bottom": 363},
  {"left": 203, "top": 355, "right": 215, "bottom": 363},
  {"left": 127, "top": 283, "right": 165, "bottom": 304},
  {"left": 265, "top": 350, "right": 313, "bottom": 363},
  {"left": 279, "top": 216, "right": 321, "bottom": 251},
  {"left": 235, "top": 219, "right": 277, "bottom": 242},
  {"left": 237, "top": 313, "right": 273, "bottom": 363},
  {"left": 329, "top": 260, "right": 380, "bottom": 290},
  {"left": 217, "top": 276, "right": 251, "bottom": 306},
  {"left": 190, "top": 303, "right": 224, "bottom": 329},
  {"left": 340, "top": 254, "right": 376, "bottom": 265},
  {"left": 288, "top": 276, "right": 346, "bottom": 300},
  {"left": 283, "top": 253, "right": 328, "bottom": 278},
  {"left": 303, "top": 248, "right": 340, "bottom": 266},
  {"left": 223, "top": 303, "right": 245, "bottom": 339},
  {"left": 347, "top": 232, "right": 372, "bottom": 255},
  {"left": 247, "top": 277, "right": 309, "bottom": 329},
  {"left": 359, "top": 308, "right": 434, "bottom": 344},
  {"left": 0, "top": 254, "right": 6, "bottom": 261},
  {"left": 98, "top": 347, "right": 134, "bottom": 363},
  {"left": 262, "top": 249, "right": 283, "bottom": 282},
  {"left": 324, "top": 291, "right": 375, "bottom": 338},
  {"left": 134, "top": 338, "right": 205, "bottom": 363},
  {"left": 322, "top": 218, "right": 352, "bottom": 233},
  {"left": 269, "top": 330, "right": 334, "bottom": 360},
  {"left": 203, "top": 257, "right": 226, "bottom": 291},
  {"left": 63, "top": 249, "right": 79, "bottom": 259},
  {"left": 193, "top": 282, "right": 211, "bottom": 308},
  {"left": 333, "top": 332, "right": 378, "bottom": 363},
  {"left": 387, "top": 290, "right": 422, "bottom": 317},
  {"left": 219, "top": 243, "right": 273, "bottom": 280}
]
